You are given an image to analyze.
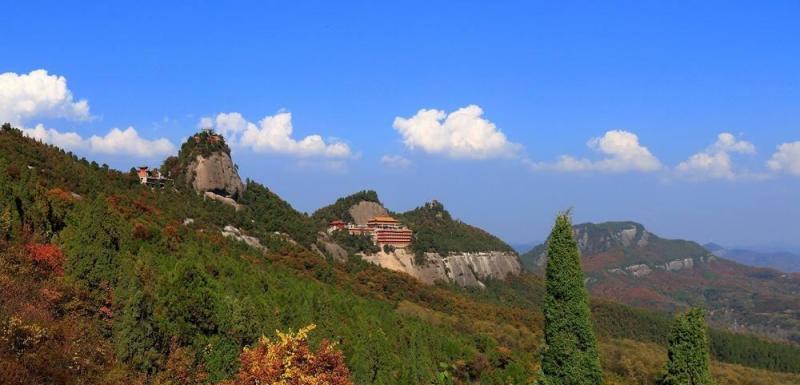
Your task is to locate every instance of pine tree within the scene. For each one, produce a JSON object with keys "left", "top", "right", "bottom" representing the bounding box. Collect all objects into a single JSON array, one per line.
[
  {"left": 540, "top": 212, "right": 603, "bottom": 385},
  {"left": 660, "top": 308, "right": 715, "bottom": 385},
  {"left": 59, "top": 196, "right": 123, "bottom": 288}
]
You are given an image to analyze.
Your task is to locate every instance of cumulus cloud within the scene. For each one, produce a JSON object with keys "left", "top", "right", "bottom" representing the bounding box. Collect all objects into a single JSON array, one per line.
[
  {"left": 1, "top": 69, "right": 173, "bottom": 159},
  {"left": 392, "top": 105, "right": 521, "bottom": 159},
  {"left": 21, "top": 124, "right": 86, "bottom": 150},
  {"left": 710, "top": 132, "right": 756, "bottom": 154},
  {"left": 676, "top": 133, "right": 755, "bottom": 180},
  {"left": 198, "top": 111, "right": 353, "bottom": 158},
  {"left": 380, "top": 154, "right": 411, "bottom": 168},
  {"left": 767, "top": 141, "right": 800, "bottom": 176},
  {"left": 199, "top": 112, "right": 253, "bottom": 139},
  {"left": 21, "top": 125, "right": 175, "bottom": 158},
  {"left": 0, "top": 69, "right": 90, "bottom": 125},
  {"left": 88, "top": 127, "right": 176, "bottom": 157},
  {"left": 530, "top": 130, "right": 661, "bottom": 173}
]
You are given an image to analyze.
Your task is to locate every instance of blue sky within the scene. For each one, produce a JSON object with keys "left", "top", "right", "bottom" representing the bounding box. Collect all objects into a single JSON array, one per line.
[{"left": 3, "top": 1, "right": 799, "bottom": 248}]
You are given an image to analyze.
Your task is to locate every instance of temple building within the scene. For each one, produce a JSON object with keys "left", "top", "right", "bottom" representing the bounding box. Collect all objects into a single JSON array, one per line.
[
  {"left": 328, "top": 220, "right": 346, "bottom": 231},
  {"left": 329, "top": 215, "right": 413, "bottom": 248},
  {"left": 367, "top": 216, "right": 413, "bottom": 247},
  {"left": 136, "top": 166, "right": 170, "bottom": 187}
]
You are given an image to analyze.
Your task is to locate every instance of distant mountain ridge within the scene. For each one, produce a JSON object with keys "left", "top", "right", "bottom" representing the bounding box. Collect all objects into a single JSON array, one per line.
[
  {"left": 522, "top": 221, "right": 800, "bottom": 343},
  {"left": 522, "top": 221, "right": 714, "bottom": 273},
  {"left": 704, "top": 243, "right": 800, "bottom": 273}
]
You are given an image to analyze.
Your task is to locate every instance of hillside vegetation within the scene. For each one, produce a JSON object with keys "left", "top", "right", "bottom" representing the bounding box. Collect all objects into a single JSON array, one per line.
[
  {"left": 397, "top": 200, "right": 515, "bottom": 257},
  {"left": 2, "top": 125, "right": 800, "bottom": 384}
]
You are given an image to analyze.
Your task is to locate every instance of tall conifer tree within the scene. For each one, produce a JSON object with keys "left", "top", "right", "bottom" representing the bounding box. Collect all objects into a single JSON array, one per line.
[
  {"left": 540, "top": 213, "right": 603, "bottom": 385},
  {"left": 660, "top": 308, "right": 715, "bottom": 385}
]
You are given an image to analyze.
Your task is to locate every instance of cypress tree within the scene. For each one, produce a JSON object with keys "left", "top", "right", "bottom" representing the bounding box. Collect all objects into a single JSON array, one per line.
[
  {"left": 660, "top": 308, "right": 715, "bottom": 385},
  {"left": 59, "top": 196, "right": 123, "bottom": 288},
  {"left": 540, "top": 213, "right": 603, "bottom": 385}
]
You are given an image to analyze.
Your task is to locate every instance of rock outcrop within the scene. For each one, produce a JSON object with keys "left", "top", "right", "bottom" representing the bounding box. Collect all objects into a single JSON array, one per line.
[
  {"left": 316, "top": 232, "right": 349, "bottom": 262},
  {"left": 164, "top": 130, "right": 246, "bottom": 201},
  {"left": 361, "top": 249, "right": 521, "bottom": 288},
  {"left": 348, "top": 201, "right": 388, "bottom": 225},
  {"left": 204, "top": 191, "right": 243, "bottom": 211},
  {"left": 189, "top": 152, "right": 244, "bottom": 200},
  {"left": 221, "top": 225, "right": 266, "bottom": 252},
  {"left": 663, "top": 258, "right": 694, "bottom": 271},
  {"left": 624, "top": 264, "right": 652, "bottom": 277}
]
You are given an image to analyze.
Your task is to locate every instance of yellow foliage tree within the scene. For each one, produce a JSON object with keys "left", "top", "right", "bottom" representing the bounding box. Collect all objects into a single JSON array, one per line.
[{"left": 220, "top": 324, "right": 353, "bottom": 385}]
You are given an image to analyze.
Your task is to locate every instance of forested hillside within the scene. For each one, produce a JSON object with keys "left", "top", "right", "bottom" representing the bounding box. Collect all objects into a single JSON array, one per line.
[
  {"left": 2, "top": 124, "right": 800, "bottom": 385},
  {"left": 397, "top": 200, "right": 515, "bottom": 257}
]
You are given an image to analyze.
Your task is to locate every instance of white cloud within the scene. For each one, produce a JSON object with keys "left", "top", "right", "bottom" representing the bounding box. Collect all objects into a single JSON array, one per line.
[
  {"left": 198, "top": 117, "right": 214, "bottom": 130},
  {"left": 2, "top": 69, "right": 173, "bottom": 159},
  {"left": 199, "top": 111, "right": 353, "bottom": 158},
  {"left": 392, "top": 105, "right": 521, "bottom": 159},
  {"left": 710, "top": 132, "right": 756, "bottom": 154},
  {"left": 767, "top": 141, "right": 800, "bottom": 176},
  {"left": 199, "top": 112, "right": 253, "bottom": 139},
  {"left": 380, "top": 154, "right": 411, "bottom": 168},
  {"left": 676, "top": 133, "right": 755, "bottom": 180},
  {"left": 88, "top": 127, "right": 175, "bottom": 157},
  {"left": 21, "top": 124, "right": 86, "bottom": 150},
  {"left": 676, "top": 152, "right": 736, "bottom": 179},
  {"left": 530, "top": 130, "right": 661, "bottom": 173},
  {"left": 0, "top": 69, "right": 90, "bottom": 125},
  {"left": 21, "top": 125, "right": 175, "bottom": 158}
]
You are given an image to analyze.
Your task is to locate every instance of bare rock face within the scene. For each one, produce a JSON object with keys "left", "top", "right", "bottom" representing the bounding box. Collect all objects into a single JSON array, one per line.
[
  {"left": 188, "top": 153, "right": 244, "bottom": 200},
  {"left": 625, "top": 264, "right": 653, "bottom": 277},
  {"left": 203, "top": 191, "right": 243, "bottom": 211},
  {"left": 221, "top": 225, "right": 266, "bottom": 251},
  {"left": 443, "top": 252, "right": 522, "bottom": 287},
  {"left": 348, "top": 201, "right": 388, "bottom": 225},
  {"left": 361, "top": 249, "right": 521, "bottom": 288},
  {"left": 662, "top": 258, "right": 694, "bottom": 271}
]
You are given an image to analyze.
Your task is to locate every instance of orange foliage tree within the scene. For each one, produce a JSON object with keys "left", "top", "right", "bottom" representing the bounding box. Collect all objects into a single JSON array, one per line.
[
  {"left": 26, "top": 243, "right": 64, "bottom": 276},
  {"left": 220, "top": 324, "right": 353, "bottom": 385}
]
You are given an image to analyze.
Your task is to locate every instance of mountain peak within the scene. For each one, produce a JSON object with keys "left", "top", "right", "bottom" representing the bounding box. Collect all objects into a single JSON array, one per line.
[
  {"left": 522, "top": 220, "right": 712, "bottom": 271},
  {"left": 703, "top": 242, "right": 726, "bottom": 253},
  {"left": 162, "top": 129, "right": 244, "bottom": 200},
  {"left": 572, "top": 221, "right": 650, "bottom": 254}
]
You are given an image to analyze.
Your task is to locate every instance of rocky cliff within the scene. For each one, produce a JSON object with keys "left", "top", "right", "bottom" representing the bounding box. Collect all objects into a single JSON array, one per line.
[
  {"left": 188, "top": 152, "right": 244, "bottom": 199},
  {"left": 361, "top": 249, "right": 521, "bottom": 288},
  {"left": 162, "top": 130, "right": 245, "bottom": 201},
  {"left": 348, "top": 201, "right": 388, "bottom": 225}
]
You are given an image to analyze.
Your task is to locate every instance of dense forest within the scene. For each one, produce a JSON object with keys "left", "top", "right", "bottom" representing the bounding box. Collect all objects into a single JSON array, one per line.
[{"left": 2, "top": 124, "right": 800, "bottom": 384}]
